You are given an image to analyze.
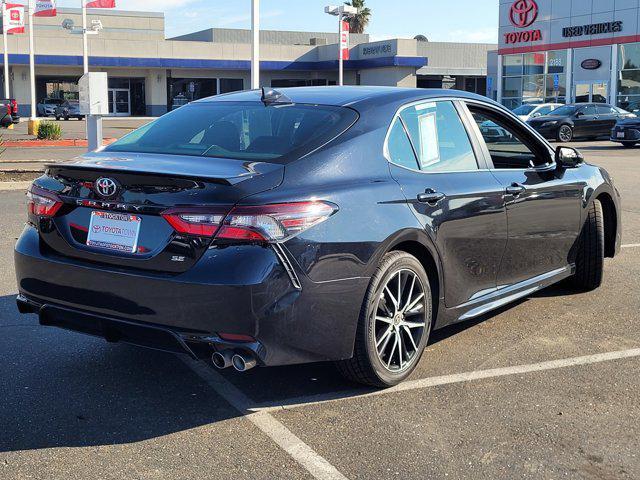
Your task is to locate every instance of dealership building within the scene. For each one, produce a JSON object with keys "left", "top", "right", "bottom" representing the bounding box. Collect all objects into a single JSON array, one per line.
[
  {"left": 0, "top": 7, "right": 494, "bottom": 117},
  {"left": 488, "top": 0, "right": 640, "bottom": 110}
]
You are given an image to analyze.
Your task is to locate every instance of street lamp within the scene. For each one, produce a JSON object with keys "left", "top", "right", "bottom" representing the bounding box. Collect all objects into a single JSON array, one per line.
[
  {"left": 61, "top": 17, "right": 103, "bottom": 74},
  {"left": 324, "top": 4, "right": 357, "bottom": 86}
]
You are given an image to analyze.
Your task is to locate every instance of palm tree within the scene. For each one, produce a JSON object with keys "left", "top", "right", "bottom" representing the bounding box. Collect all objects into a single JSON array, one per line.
[{"left": 344, "top": 0, "right": 371, "bottom": 34}]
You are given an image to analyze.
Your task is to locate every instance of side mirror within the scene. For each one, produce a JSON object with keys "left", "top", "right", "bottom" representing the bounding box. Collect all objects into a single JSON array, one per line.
[
  {"left": 575, "top": 111, "right": 584, "bottom": 118},
  {"left": 532, "top": 112, "right": 542, "bottom": 118},
  {"left": 555, "top": 146, "right": 584, "bottom": 169}
]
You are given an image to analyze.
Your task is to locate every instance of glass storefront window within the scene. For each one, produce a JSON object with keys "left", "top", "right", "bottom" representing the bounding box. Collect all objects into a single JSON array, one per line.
[
  {"left": 522, "top": 74, "right": 544, "bottom": 101},
  {"left": 547, "top": 50, "right": 566, "bottom": 74},
  {"left": 545, "top": 74, "right": 566, "bottom": 99},
  {"left": 619, "top": 43, "right": 640, "bottom": 70},
  {"left": 502, "top": 77, "right": 522, "bottom": 98},
  {"left": 619, "top": 70, "right": 640, "bottom": 96},
  {"left": 618, "top": 95, "right": 640, "bottom": 113},
  {"left": 523, "top": 53, "right": 545, "bottom": 75},
  {"left": 503, "top": 54, "right": 523, "bottom": 76}
]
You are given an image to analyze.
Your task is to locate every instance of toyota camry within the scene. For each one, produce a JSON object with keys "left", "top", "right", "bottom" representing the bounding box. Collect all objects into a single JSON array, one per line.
[{"left": 14, "top": 87, "right": 621, "bottom": 387}]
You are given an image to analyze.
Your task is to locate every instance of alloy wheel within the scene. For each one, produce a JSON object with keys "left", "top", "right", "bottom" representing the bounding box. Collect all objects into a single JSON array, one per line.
[
  {"left": 559, "top": 125, "right": 573, "bottom": 142},
  {"left": 373, "top": 269, "right": 427, "bottom": 372}
]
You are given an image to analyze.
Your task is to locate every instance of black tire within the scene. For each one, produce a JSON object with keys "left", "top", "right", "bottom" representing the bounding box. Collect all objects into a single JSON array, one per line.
[
  {"left": 336, "top": 251, "right": 433, "bottom": 387},
  {"left": 622, "top": 142, "right": 637, "bottom": 148},
  {"left": 572, "top": 200, "right": 604, "bottom": 291},
  {"left": 55, "top": 116, "right": 60, "bottom": 121},
  {"left": 557, "top": 124, "right": 574, "bottom": 142},
  {"left": 64, "top": 115, "right": 69, "bottom": 121}
]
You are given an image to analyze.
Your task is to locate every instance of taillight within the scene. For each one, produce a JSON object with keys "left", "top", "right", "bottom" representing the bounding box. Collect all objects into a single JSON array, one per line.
[
  {"left": 161, "top": 207, "right": 229, "bottom": 237},
  {"left": 217, "top": 201, "right": 338, "bottom": 242},
  {"left": 27, "top": 185, "right": 63, "bottom": 217},
  {"left": 10, "top": 99, "right": 17, "bottom": 114}
]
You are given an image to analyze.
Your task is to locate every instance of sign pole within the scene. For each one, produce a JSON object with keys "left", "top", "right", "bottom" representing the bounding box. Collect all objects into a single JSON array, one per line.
[
  {"left": 81, "top": 0, "right": 88, "bottom": 73},
  {"left": 2, "top": 1, "right": 10, "bottom": 98},
  {"left": 251, "top": 0, "right": 259, "bottom": 89},
  {"left": 28, "top": 0, "right": 36, "bottom": 120},
  {"left": 338, "top": 12, "right": 343, "bottom": 86}
]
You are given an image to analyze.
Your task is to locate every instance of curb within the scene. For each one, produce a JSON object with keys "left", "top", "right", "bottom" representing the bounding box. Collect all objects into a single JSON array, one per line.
[
  {"left": 0, "top": 181, "right": 33, "bottom": 191},
  {"left": 3, "top": 138, "right": 117, "bottom": 148}
]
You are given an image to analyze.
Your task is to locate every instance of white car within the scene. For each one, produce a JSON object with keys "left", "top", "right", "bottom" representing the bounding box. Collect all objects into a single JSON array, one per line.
[{"left": 512, "top": 103, "right": 563, "bottom": 122}]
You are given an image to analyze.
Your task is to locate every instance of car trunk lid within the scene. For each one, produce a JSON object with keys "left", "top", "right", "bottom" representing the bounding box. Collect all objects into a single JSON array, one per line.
[{"left": 34, "top": 151, "right": 284, "bottom": 273}]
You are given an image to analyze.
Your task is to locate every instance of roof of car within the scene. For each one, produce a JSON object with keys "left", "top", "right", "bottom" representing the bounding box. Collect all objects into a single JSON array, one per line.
[{"left": 196, "top": 86, "right": 496, "bottom": 109}]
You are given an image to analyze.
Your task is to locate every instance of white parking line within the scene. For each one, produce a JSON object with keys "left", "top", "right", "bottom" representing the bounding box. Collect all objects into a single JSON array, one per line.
[
  {"left": 622, "top": 244, "right": 640, "bottom": 248},
  {"left": 254, "top": 348, "right": 640, "bottom": 412},
  {"left": 181, "top": 357, "right": 349, "bottom": 480}
]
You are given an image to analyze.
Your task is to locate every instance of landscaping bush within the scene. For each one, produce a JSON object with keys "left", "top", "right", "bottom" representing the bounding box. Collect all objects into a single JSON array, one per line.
[{"left": 37, "top": 121, "right": 62, "bottom": 140}]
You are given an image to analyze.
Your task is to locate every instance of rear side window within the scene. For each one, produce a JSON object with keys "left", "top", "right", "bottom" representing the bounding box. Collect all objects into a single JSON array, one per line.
[
  {"left": 386, "top": 119, "right": 419, "bottom": 170},
  {"left": 596, "top": 105, "right": 617, "bottom": 115},
  {"left": 398, "top": 101, "right": 478, "bottom": 172},
  {"left": 106, "top": 102, "right": 358, "bottom": 163}
]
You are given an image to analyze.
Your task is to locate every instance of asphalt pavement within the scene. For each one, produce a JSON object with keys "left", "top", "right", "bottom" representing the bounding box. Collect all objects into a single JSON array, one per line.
[{"left": 0, "top": 140, "right": 639, "bottom": 479}]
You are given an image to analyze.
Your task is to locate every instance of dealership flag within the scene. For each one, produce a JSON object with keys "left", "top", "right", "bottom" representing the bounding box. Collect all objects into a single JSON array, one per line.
[
  {"left": 340, "top": 20, "right": 350, "bottom": 60},
  {"left": 86, "top": 0, "right": 116, "bottom": 7},
  {"left": 34, "top": 0, "right": 57, "bottom": 17},
  {"left": 3, "top": 4, "right": 25, "bottom": 34}
]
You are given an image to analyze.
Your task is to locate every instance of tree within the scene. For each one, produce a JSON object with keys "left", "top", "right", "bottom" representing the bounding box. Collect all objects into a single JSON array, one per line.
[{"left": 344, "top": 0, "right": 371, "bottom": 34}]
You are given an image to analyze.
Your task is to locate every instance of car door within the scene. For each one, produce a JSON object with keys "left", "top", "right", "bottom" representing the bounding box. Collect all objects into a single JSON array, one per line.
[
  {"left": 385, "top": 99, "right": 508, "bottom": 308},
  {"left": 573, "top": 105, "right": 598, "bottom": 137},
  {"left": 596, "top": 105, "right": 620, "bottom": 135},
  {"left": 463, "top": 102, "right": 583, "bottom": 287}
]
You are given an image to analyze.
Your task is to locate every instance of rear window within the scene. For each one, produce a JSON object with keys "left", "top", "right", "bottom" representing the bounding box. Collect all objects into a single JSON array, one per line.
[{"left": 105, "top": 101, "right": 358, "bottom": 162}]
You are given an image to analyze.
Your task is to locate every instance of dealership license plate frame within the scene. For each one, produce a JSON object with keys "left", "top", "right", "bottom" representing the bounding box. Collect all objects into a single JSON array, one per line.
[{"left": 87, "top": 210, "right": 142, "bottom": 254}]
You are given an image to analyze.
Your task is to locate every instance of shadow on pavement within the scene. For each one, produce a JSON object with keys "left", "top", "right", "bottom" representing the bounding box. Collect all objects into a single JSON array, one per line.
[
  {"left": 0, "top": 279, "right": 582, "bottom": 450},
  {"left": 0, "top": 294, "right": 241, "bottom": 454}
]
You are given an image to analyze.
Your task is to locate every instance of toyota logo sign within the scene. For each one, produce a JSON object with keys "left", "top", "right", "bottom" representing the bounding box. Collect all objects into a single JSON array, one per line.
[
  {"left": 509, "top": 0, "right": 538, "bottom": 28},
  {"left": 95, "top": 177, "right": 119, "bottom": 198}
]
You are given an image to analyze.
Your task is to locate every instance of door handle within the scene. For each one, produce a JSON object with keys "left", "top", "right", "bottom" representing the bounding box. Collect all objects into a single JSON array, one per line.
[
  {"left": 505, "top": 183, "right": 525, "bottom": 196},
  {"left": 417, "top": 189, "right": 446, "bottom": 205}
]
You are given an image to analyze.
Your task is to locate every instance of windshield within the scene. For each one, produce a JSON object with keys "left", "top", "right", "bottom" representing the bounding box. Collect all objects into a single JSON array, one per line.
[
  {"left": 106, "top": 102, "right": 358, "bottom": 162},
  {"left": 548, "top": 105, "right": 577, "bottom": 116},
  {"left": 512, "top": 105, "right": 536, "bottom": 115}
]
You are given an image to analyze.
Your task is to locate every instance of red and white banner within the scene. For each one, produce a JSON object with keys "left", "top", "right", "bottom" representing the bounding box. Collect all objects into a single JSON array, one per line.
[
  {"left": 340, "top": 20, "right": 349, "bottom": 60},
  {"left": 3, "top": 4, "right": 25, "bottom": 34},
  {"left": 34, "top": 0, "right": 57, "bottom": 17},
  {"left": 86, "top": 0, "right": 116, "bottom": 7}
]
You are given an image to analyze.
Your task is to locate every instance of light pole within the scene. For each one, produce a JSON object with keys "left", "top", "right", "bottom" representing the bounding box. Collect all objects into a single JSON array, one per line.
[
  {"left": 251, "top": 0, "right": 259, "bottom": 89},
  {"left": 2, "top": 1, "right": 10, "bottom": 98},
  {"left": 28, "top": 0, "right": 36, "bottom": 121},
  {"left": 82, "top": 0, "right": 88, "bottom": 73},
  {"left": 324, "top": 5, "right": 357, "bottom": 86}
]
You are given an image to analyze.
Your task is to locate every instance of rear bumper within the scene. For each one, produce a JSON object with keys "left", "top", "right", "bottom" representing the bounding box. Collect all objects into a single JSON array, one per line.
[{"left": 15, "top": 225, "right": 368, "bottom": 366}]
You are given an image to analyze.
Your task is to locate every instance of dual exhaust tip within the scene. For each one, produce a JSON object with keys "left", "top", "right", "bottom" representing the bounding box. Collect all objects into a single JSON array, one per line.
[{"left": 211, "top": 350, "right": 257, "bottom": 372}]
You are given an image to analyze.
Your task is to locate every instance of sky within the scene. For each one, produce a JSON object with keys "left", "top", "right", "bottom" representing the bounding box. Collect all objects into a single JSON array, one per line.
[{"left": 56, "top": 0, "right": 499, "bottom": 44}]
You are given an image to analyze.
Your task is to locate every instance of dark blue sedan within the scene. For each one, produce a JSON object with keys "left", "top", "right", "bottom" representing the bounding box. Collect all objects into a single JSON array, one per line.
[{"left": 14, "top": 87, "right": 621, "bottom": 387}]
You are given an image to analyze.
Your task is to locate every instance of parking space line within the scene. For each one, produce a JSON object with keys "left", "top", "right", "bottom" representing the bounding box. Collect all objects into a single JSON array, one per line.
[
  {"left": 181, "top": 357, "right": 349, "bottom": 480},
  {"left": 622, "top": 244, "right": 640, "bottom": 248},
  {"left": 254, "top": 348, "right": 640, "bottom": 412}
]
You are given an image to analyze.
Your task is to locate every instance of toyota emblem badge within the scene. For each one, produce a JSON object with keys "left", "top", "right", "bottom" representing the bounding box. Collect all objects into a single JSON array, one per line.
[{"left": 95, "top": 177, "right": 119, "bottom": 198}]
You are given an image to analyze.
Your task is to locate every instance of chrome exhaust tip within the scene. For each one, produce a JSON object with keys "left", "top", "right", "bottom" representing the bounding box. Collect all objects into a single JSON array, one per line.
[
  {"left": 231, "top": 352, "right": 257, "bottom": 372},
  {"left": 211, "top": 350, "right": 234, "bottom": 369}
]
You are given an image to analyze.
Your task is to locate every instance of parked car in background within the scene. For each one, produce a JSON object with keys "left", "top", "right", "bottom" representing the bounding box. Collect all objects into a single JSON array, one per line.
[
  {"left": 0, "top": 98, "right": 20, "bottom": 126},
  {"left": 55, "top": 100, "right": 84, "bottom": 121},
  {"left": 619, "top": 100, "right": 640, "bottom": 115},
  {"left": 527, "top": 103, "right": 635, "bottom": 142},
  {"left": 611, "top": 116, "right": 640, "bottom": 148},
  {"left": 37, "top": 98, "right": 66, "bottom": 117},
  {"left": 512, "top": 103, "right": 563, "bottom": 122},
  {"left": 14, "top": 87, "right": 622, "bottom": 387}
]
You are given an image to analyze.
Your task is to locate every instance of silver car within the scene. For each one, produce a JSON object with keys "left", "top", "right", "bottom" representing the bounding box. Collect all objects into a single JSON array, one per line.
[
  {"left": 54, "top": 101, "right": 84, "bottom": 121},
  {"left": 37, "top": 98, "right": 65, "bottom": 117}
]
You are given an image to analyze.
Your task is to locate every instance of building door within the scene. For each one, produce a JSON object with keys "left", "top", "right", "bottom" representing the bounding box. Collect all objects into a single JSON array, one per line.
[
  {"left": 574, "top": 82, "right": 608, "bottom": 103},
  {"left": 108, "top": 88, "right": 131, "bottom": 116}
]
